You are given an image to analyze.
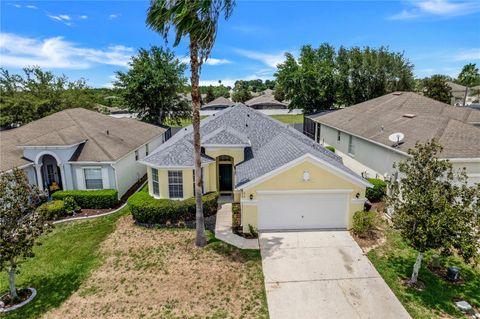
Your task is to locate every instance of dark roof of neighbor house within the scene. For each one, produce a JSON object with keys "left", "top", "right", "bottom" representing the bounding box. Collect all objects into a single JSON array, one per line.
[
  {"left": 310, "top": 92, "right": 480, "bottom": 159},
  {"left": 142, "top": 104, "right": 365, "bottom": 187},
  {"left": 201, "top": 96, "right": 235, "bottom": 109},
  {"left": 0, "top": 108, "right": 166, "bottom": 171},
  {"left": 245, "top": 92, "right": 287, "bottom": 109}
]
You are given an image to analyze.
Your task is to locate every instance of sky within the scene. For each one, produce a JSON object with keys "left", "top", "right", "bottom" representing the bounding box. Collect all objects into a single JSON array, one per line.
[{"left": 1, "top": 0, "right": 479, "bottom": 88}]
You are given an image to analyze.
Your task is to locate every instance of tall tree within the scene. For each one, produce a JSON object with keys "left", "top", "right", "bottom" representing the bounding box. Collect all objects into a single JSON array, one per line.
[
  {"left": 0, "top": 67, "right": 93, "bottom": 128},
  {"left": 457, "top": 63, "right": 480, "bottom": 106},
  {"left": 147, "top": 0, "right": 235, "bottom": 247},
  {"left": 115, "top": 46, "right": 190, "bottom": 125},
  {"left": 387, "top": 140, "right": 480, "bottom": 284},
  {"left": 205, "top": 85, "right": 216, "bottom": 103},
  {"left": 421, "top": 74, "right": 452, "bottom": 104},
  {"left": 231, "top": 80, "right": 252, "bottom": 102},
  {"left": 0, "top": 169, "right": 49, "bottom": 300}
]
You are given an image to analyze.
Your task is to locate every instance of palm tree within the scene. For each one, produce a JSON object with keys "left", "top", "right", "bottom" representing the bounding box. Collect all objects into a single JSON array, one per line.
[
  {"left": 458, "top": 63, "right": 480, "bottom": 106},
  {"left": 146, "top": 0, "right": 235, "bottom": 247}
]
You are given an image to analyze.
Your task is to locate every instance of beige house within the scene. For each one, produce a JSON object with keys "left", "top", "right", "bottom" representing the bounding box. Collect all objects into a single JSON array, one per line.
[
  {"left": 305, "top": 92, "right": 480, "bottom": 185},
  {"left": 140, "top": 104, "right": 370, "bottom": 232}
]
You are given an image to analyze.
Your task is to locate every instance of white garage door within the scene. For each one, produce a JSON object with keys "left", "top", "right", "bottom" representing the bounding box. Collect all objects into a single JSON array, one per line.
[{"left": 257, "top": 191, "right": 349, "bottom": 230}]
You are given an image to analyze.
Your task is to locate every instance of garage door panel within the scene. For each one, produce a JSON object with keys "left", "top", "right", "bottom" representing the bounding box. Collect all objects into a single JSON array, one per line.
[{"left": 258, "top": 192, "right": 348, "bottom": 230}]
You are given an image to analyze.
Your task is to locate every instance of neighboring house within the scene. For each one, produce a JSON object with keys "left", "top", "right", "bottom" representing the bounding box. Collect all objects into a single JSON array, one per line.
[
  {"left": 201, "top": 96, "right": 235, "bottom": 110},
  {"left": 245, "top": 90, "right": 288, "bottom": 109},
  {"left": 140, "top": 104, "right": 370, "bottom": 232},
  {"left": 447, "top": 81, "right": 468, "bottom": 106},
  {"left": 0, "top": 108, "right": 167, "bottom": 198},
  {"left": 304, "top": 92, "right": 480, "bottom": 185}
]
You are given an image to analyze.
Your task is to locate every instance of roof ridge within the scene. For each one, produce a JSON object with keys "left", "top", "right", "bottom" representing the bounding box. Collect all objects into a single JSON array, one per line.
[{"left": 64, "top": 109, "right": 116, "bottom": 161}]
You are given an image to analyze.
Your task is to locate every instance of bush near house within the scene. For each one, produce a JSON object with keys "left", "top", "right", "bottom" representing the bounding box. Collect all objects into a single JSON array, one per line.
[
  {"left": 52, "top": 189, "right": 118, "bottom": 209},
  {"left": 37, "top": 200, "right": 67, "bottom": 220},
  {"left": 366, "top": 178, "right": 387, "bottom": 202},
  {"left": 352, "top": 210, "right": 377, "bottom": 238},
  {"left": 325, "top": 145, "right": 335, "bottom": 153},
  {"left": 129, "top": 191, "right": 219, "bottom": 224}
]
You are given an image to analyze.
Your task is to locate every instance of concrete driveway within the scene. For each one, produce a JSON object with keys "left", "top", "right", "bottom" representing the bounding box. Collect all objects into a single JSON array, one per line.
[{"left": 259, "top": 231, "right": 411, "bottom": 319}]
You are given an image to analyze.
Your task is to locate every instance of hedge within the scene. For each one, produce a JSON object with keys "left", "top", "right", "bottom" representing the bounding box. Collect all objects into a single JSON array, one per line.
[
  {"left": 352, "top": 210, "right": 377, "bottom": 238},
  {"left": 325, "top": 145, "right": 335, "bottom": 153},
  {"left": 365, "top": 178, "right": 387, "bottom": 202},
  {"left": 37, "top": 200, "right": 66, "bottom": 220},
  {"left": 52, "top": 189, "right": 118, "bottom": 209},
  {"left": 129, "top": 192, "right": 219, "bottom": 225}
]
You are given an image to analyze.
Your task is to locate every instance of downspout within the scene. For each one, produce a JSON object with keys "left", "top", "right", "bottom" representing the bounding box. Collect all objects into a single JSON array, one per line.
[{"left": 110, "top": 163, "right": 120, "bottom": 199}]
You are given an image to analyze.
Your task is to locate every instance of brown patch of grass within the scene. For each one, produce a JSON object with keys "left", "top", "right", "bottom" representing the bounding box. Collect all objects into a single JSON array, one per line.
[{"left": 43, "top": 215, "right": 267, "bottom": 319}]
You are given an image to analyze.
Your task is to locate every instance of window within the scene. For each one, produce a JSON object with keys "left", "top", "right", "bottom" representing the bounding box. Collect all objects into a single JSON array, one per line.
[
  {"left": 145, "top": 144, "right": 149, "bottom": 156},
  {"left": 84, "top": 168, "right": 103, "bottom": 189},
  {"left": 152, "top": 168, "right": 159, "bottom": 196},
  {"left": 135, "top": 150, "right": 139, "bottom": 161},
  {"left": 337, "top": 130, "right": 341, "bottom": 142},
  {"left": 168, "top": 171, "right": 183, "bottom": 199},
  {"left": 348, "top": 135, "right": 355, "bottom": 155}
]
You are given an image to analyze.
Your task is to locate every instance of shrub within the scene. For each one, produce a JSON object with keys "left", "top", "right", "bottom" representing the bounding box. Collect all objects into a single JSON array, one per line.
[
  {"left": 63, "top": 196, "right": 80, "bottom": 214},
  {"left": 52, "top": 189, "right": 118, "bottom": 209},
  {"left": 325, "top": 145, "right": 335, "bottom": 153},
  {"left": 352, "top": 210, "right": 377, "bottom": 238},
  {"left": 366, "top": 178, "right": 387, "bottom": 202},
  {"left": 232, "top": 203, "right": 241, "bottom": 229},
  {"left": 129, "top": 192, "right": 219, "bottom": 224},
  {"left": 37, "top": 200, "right": 66, "bottom": 220}
]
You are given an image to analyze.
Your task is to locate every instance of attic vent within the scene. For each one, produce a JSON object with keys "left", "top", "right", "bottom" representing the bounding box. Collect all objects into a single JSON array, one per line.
[
  {"left": 403, "top": 113, "right": 416, "bottom": 118},
  {"left": 245, "top": 123, "right": 249, "bottom": 127},
  {"left": 392, "top": 92, "right": 403, "bottom": 96},
  {"left": 106, "top": 130, "right": 109, "bottom": 135},
  {"left": 247, "top": 114, "right": 250, "bottom": 117}
]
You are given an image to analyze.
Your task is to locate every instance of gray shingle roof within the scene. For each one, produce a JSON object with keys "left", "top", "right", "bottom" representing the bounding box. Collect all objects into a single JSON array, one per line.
[
  {"left": 0, "top": 108, "right": 166, "bottom": 171},
  {"left": 201, "top": 126, "right": 250, "bottom": 146},
  {"left": 143, "top": 104, "right": 365, "bottom": 187},
  {"left": 201, "top": 96, "right": 235, "bottom": 109},
  {"left": 245, "top": 93, "right": 287, "bottom": 109},
  {"left": 309, "top": 92, "right": 480, "bottom": 159}
]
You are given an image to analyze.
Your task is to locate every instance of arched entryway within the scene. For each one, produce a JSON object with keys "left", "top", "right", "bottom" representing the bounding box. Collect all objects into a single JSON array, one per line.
[
  {"left": 38, "top": 154, "right": 63, "bottom": 192},
  {"left": 217, "top": 155, "right": 233, "bottom": 194}
]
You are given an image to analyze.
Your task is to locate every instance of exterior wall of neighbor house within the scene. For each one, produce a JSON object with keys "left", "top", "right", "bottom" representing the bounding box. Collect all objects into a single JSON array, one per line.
[
  {"left": 239, "top": 159, "right": 366, "bottom": 232},
  {"left": 113, "top": 135, "right": 165, "bottom": 198},
  {"left": 318, "top": 123, "right": 480, "bottom": 185},
  {"left": 318, "top": 123, "right": 408, "bottom": 177}
]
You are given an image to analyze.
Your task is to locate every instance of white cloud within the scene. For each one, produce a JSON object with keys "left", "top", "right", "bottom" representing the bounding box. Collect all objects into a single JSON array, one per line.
[
  {"left": 59, "top": 14, "right": 71, "bottom": 20},
  {"left": 109, "top": 14, "right": 120, "bottom": 20},
  {"left": 179, "top": 56, "right": 232, "bottom": 66},
  {"left": 12, "top": 4, "right": 22, "bottom": 8},
  {"left": 47, "top": 14, "right": 73, "bottom": 26},
  {"left": 388, "top": 0, "right": 480, "bottom": 20},
  {"left": 199, "top": 79, "right": 236, "bottom": 87},
  {"left": 233, "top": 48, "right": 286, "bottom": 68},
  {"left": 453, "top": 48, "right": 480, "bottom": 61},
  {"left": 0, "top": 33, "right": 134, "bottom": 69},
  {"left": 79, "top": 15, "right": 88, "bottom": 20},
  {"left": 26, "top": 5, "right": 37, "bottom": 9}
]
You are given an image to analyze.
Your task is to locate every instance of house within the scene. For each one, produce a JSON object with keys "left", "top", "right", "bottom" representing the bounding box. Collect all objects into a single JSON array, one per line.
[
  {"left": 0, "top": 108, "right": 167, "bottom": 198},
  {"left": 245, "top": 90, "right": 288, "bottom": 109},
  {"left": 140, "top": 104, "right": 370, "bottom": 232},
  {"left": 201, "top": 96, "right": 235, "bottom": 110},
  {"left": 304, "top": 92, "right": 480, "bottom": 185}
]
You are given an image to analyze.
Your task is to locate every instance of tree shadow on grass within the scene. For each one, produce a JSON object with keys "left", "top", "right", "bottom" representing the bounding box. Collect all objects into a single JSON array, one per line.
[{"left": 4, "top": 272, "right": 88, "bottom": 319}]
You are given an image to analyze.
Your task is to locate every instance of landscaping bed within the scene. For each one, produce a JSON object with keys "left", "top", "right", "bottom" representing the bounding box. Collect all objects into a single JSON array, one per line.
[
  {"left": 43, "top": 215, "right": 269, "bottom": 318},
  {"left": 367, "top": 229, "right": 480, "bottom": 318}
]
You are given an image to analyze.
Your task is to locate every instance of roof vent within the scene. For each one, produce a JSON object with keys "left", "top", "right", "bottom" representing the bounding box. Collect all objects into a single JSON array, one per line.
[
  {"left": 392, "top": 92, "right": 403, "bottom": 96},
  {"left": 403, "top": 113, "right": 416, "bottom": 118},
  {"left": 106, "top": 130, "right": 109, "bottom": 135},
  {"left": 246, "top": 123, "right": 248, "bottom": 127}
]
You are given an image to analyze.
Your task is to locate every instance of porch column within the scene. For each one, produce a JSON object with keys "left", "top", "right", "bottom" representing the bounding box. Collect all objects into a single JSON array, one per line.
[
  {"left": 34, "top": 164, "right": 44, "bottom": 191},
  {"left": 58, "top": 164, "right": 66, "bottom": 190}
]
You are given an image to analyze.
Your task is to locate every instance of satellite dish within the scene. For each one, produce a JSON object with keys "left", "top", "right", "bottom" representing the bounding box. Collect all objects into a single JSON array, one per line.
[{"left": 389, "top": 132, "right": 405, "bottom": 146}]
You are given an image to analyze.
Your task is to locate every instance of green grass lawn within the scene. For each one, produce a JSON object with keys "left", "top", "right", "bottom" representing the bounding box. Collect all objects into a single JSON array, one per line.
[
  {"left": 368, "top": 230, "right": 480, "bottom": 318},
  {"left": 167, "top": 114, "right": 304, "bottom": 128},
  {"left": 270, "top": 114, "right": 304, "bottom": 124},
  {"left": 0, "top": 208, "right": 128, "bottom": 319}
]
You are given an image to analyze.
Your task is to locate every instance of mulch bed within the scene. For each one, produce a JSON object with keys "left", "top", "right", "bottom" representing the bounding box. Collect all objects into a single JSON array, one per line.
[
  {"left": 401, "top": 277, "right": 426, "bottom": 291},
  {"left": 1, "top": 289, "right": 32, "bottom": 309},
  {"left": 135, "top": 214, "right": 217, "bottom": 232}
]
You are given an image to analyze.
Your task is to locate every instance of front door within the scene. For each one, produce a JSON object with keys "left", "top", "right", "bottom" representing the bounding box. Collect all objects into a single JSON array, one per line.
[{"left": 218, "top": 163, "right": 233, "bottom": 192}]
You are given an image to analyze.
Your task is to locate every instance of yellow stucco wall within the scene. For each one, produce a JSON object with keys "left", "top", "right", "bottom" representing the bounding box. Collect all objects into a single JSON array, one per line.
[
  {"left": 204, "top": 148, "right": 245, "bottom": 165},
  {"left": 239, "top": 159, "right": 367, "bottom": 232}
]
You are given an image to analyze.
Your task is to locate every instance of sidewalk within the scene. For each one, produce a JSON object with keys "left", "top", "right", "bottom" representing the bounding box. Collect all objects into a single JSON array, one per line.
[{"left": 215, "top": 203, "right": 259, "bottom": 250}]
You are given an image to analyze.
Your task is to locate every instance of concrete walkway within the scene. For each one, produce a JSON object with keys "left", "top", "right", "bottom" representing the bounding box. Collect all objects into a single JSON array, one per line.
[
  {"left": 215, "top": 203, "right": 259, "bottom": 249},
  {"left": 260, "top": 231, "right": 411, "bottom": 319}
]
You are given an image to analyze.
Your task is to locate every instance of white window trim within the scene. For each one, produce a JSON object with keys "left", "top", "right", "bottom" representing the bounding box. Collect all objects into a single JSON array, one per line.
[
  {"left": 83, "top": 166, "right": 104, "bottom": 190},
  {"left": 168, "top": 170, "right": 184, "bottom": 199},
  {"left": 151, "top": 168, "right": 160, "bottom": 197}
]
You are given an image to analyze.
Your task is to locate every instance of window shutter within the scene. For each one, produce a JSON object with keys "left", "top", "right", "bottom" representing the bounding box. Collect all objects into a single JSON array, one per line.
[{"left": 102, "top": 167, "right": 110, "bottom": 189}]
